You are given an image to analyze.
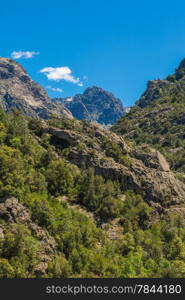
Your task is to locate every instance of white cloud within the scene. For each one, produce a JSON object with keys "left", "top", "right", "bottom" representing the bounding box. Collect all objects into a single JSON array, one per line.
[
  {"left": 39, "top": 66, "right": 83, "bottom": 86},
  {"left": 11, "top": 50, "right": 40, "bottom": 59},
  {"left": 46, "top": 86, "right": 63, "bottom": 93}
]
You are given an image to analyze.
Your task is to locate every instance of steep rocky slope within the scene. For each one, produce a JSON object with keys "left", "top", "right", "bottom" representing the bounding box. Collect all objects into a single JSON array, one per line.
[
  {"left": 112, "top": 58, "right": 185, "bottom": 173},
  {"left": 53, "top": 86, "right": 125, "bottom": 125},
  {"left": 0, "top": 57, "right": 72, "bottom": 119}
]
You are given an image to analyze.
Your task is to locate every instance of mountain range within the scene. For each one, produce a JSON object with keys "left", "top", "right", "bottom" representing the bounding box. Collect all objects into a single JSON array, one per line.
[{"left": 1, "top": 56, "right": 185, "bottom": 278}]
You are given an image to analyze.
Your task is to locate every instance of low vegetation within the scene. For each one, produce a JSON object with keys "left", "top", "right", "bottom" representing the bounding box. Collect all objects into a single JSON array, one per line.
[{"left": 0, "top": 108, "right": 185, "bottom": 277}]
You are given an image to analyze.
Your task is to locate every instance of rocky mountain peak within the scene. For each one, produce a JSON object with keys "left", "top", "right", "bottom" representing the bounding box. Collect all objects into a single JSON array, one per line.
[
  {"left": 83, "top": 86, "right": 114, "bottom": 97},
  {"left": 53, "top": 86, "right": 126, "bottom": 125},
  {"left": 0, "top": 57, "right": 28, "bottom": 78}
]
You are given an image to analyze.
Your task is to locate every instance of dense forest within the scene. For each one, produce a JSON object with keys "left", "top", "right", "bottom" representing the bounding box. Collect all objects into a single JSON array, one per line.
[{"left": 1, "top": 107, "right": 185, "bottom": 278}]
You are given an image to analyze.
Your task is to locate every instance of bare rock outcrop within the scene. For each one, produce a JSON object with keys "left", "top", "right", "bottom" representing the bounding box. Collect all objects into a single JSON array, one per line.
[{"left": 133, "top": 146, "right": 170, "bottom": 172}]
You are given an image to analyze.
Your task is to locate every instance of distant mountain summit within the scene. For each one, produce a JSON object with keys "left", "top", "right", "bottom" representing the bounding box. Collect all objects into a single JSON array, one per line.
[
  {"left": 0, "top": 57, "right": 72, "bottom": 119},
  {"left": 53, "top": 86, "right": 126, "bottom": 125}
]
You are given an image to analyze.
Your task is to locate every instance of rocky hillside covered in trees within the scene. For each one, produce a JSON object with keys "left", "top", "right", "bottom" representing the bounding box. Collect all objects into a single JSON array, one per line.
[
  {"left": 0, "top": 108, "right": 185, "bottom": 277},
  {"left": 0, "top": 58, "right": 185, "bottom": 278}
]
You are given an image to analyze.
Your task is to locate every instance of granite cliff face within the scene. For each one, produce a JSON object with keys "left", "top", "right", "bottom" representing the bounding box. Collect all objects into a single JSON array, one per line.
[
  {"left": 53, "top": 86, "right": 125, "bottom": 125},
  {"left": 0, "top": 57, "right": 72, "bottom": 119}
]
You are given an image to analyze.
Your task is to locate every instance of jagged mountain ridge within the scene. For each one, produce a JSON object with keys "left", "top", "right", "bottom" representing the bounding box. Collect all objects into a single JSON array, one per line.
[
  {"left": 53, "top": 86, "right": 126, "bottom": 125},
  {"left": 0, "top": 57, "right": 72, "bottom": 119}
]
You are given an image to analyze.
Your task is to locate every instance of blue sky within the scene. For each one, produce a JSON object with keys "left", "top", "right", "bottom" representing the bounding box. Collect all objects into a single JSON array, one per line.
[{"left": 1, "top": 0, "right": 185, "bottom": 106}]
